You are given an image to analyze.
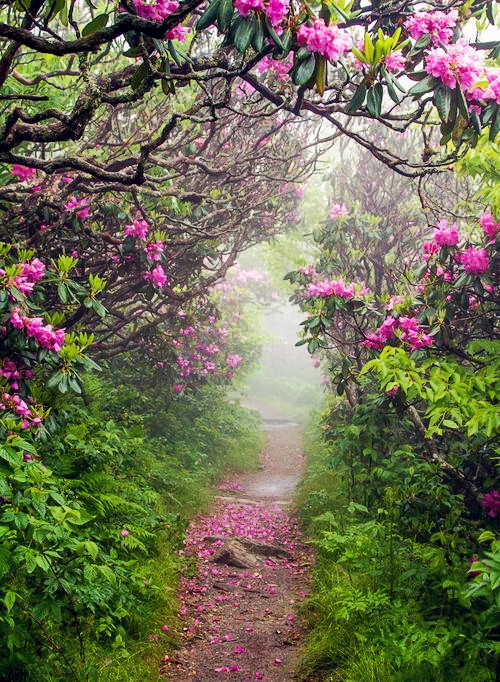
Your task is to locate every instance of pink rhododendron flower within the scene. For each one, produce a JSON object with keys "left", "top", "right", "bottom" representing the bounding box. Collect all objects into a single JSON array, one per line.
[
  {"left": 132, "top": 0, "right": 179, "bottom": 21},
  {"left": 257, "top": 55, "right": 293, "bottom": 81},
  {"left": 468, "top": 555, "right": 480, "bottom": 577},
  {"left": 145, "top": 240, "right": 165, "bottom": 262},
  {"left": 120, "top": 528, "right": 130, "bottom": 537},
  {"left": 425, "top": 39, "right": 484, "bottom": 90},
  {"left": 406, "top": 10, "right": 458, "bottom": 46},
  {"left": 234, "top": 0, "right": 264, "bottom": 16},
  {"left": 124, "top": 219, "right": 149, "bottom": 240},
  {"left": 10, "top": 164, "right": 37, "bottom": 182},
  {"left": 480, "top": 209, "right": 499, "bottom": 241},
  {"left": 166, "top": 25, "right": 189, "bottom": 41},
  {"left": 227, "top": 354, "right": 242, "bottom": 368},
  {"left": 433, "top": 219, "right": 460, "bottom": 247},
  {"left": 10, "top": 311, "right": 65, "bottom": 351},
  {"left": 161, "top": 624, "right": 170, "bottom": 632},
  {"left": 306, "top": 278, "right": 355, "bottom": 299},
  {"left": 384, "top": 51, "right": 406, "bottom": 73},
  {"left": 297, "top": 20, "right": 352, "bottom": 62},
  {"left": 422, "top": 240, "right": 439, "bottom": 260},
  {"left": 481, "top": 490, "right": 500, "bottom": 518},
  {"left": 459, "top": 247, "right": 489, "bottom": 274},
  {"left": 144, "top": 264, "right": 168, "bottom": 288},
  {"left": 469, "top": 68, "right": 500, "bottom": 104},
  {"left": 64, "top": 195, "right": 90, "bottom": 219},
  {"left": 234, "top": 644, "right": 246, "bottom": 654},
  {"left": 273, "top": 658, "right": 283, "bottom": 666},
  {"left": 329, "top": 203, "right": 349, "bottom": 220}
]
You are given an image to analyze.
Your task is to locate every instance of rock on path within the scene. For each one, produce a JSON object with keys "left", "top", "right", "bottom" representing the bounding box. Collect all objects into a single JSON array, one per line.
[{"left": 161, "top": 420, "right": 312, "bottom": 681}]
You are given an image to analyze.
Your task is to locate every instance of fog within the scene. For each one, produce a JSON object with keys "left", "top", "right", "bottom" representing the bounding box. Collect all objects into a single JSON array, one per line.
[{"left": 243, "top": 302, "right": 323, "bottom": 421}]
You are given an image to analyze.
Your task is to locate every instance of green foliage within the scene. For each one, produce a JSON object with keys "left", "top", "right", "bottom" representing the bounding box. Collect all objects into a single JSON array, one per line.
[
  {"left": 0, "top": 371, "right": 262, "bottom": 680},
  {"left": 297, "top": 410, "right": 499, "bottom": 681}
]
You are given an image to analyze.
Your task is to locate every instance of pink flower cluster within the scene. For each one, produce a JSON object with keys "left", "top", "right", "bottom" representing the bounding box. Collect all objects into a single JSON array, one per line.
[
  {"left": 329, "top": 203, "right": 349, "bottom": 220},
  {"left": 305, "top": 276, "right": 370, "bottom": 300},
  {"left": 10, "top": 309, "right": 65, "bottom": 352},
  {"left": 480, "top": 209, "right": 499, "bottom": 242},
  {"left": 306, "top": 278, "right": 355, "bottom": 299},
  {"left": 144, "top": 264, "right": 169, "bottom": 289},
  {"left": 234, "top": 0, "right": 290, "bottom": 27},
  {"left": 10, "top": 164, "right": 37, "bottom": 183},
  {"left": 0, "top": 258, "right": 46, "bottom": 296},
  {"left": 257, "top": 55, "right": 293, "bottom": 82},
  {"left": 384, "top": 51, "right": 406, "bottom": 74},
  {"left": 132, "top": 0, "right": 179, "bottom": 21},
  {"left": 467, "top": 68, "right": 500, "bottom": 105},
  {"left": 459, "top": 247, "right": 489, "bottom": 275},
  {"left": 64, "top": 195, "right": 91, "bottom": 220},
  {"left": 433, "top": 219, "right": 460, "bottom": 247},
  {"left": 425, "top": 39, "right": 484, "bottom": 90},
  {"left": 406, "top": 10, "right": 458, "bottom": 46},
  {"left": 171, "top": 312, "right": 244, "bottom": 391},
  {"left": 297, "top": 20, "right": 352, "bottom": 62},
  {"left": 0, "top": 360, "right": 40, "bottom": 429},
  {"left": 145, "top": 240, "right": 165, "bottom": 262},
  {"left": 364, "top": 315, "right": 433, "bottom": 353},
  {"left": 481, "top": 490, "right": 500, "bottom": 519},
  {"left": 124, "top": 218, "right": 150, "bottom": 240}
]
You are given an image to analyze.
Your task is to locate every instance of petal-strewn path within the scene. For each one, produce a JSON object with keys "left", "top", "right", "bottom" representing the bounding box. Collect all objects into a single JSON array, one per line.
[{"left": 161, "top": 413, "right": 312, "bottom": 681}]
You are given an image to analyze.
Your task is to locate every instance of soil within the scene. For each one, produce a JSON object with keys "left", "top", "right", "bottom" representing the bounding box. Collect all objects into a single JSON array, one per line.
[{"left": 161, "top": 411, "right": 313, "bottom": 681}]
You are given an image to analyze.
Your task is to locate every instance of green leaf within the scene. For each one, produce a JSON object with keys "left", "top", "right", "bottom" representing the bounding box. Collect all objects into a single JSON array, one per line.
[
  {"left": 434, "top": 85, "right": 452, "bottom": 122},
  {"left": 0, "top": 447, "right": 22, "bottom": 467},
  {"left": 291, "top": 54, "right": 316, "bottom": 86},
  {"left": 217, "top": 0, "right": 234, "bottom": 32},
  {"left": 81, "top": 13, "right": 109, "bottom": 37},
  {"left": 456, "top": 87, "right": 469, "bottom": 120},
  {"left": 413, "top": 34, "right": 432, "bottom": 50},
  {"left": 234, "top": 16, "right": 255, "bottom": 53},
  {"left": 196, "top": 0, "right": 222, "bottom": 31},
  {"left": 366, "top": 83, "right": 383, "bottom": 117},
  {"left": 409, "top": 75, "right": 438, "bottom": 96},
  {"left": 4, "top": 591, "right": 16, "bottom": 613},
  {"left": 345, "top": 82, "right": 367, "bottom": 113},
  {"left": 131, "top": 62, "right": 150, "bottom": 92}
]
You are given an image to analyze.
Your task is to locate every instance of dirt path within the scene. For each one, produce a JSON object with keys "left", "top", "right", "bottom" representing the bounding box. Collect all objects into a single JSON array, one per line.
[{"left": 161, "top": 414, "right": 312, "bottom": 681}]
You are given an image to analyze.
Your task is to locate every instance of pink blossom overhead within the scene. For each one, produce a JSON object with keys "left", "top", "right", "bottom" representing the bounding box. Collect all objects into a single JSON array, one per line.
[
  {"left": 329, "top": 203, "right": 349, "bottom": 220},
  {"left": 305, "top": 278, "right": 355, "bottom": 299},
  {"left": 234, "top": 0, "right": 264, "bottom": 16},
  {"left": 433, "top": 220, "right": 460, "bottom": 247},
  {"left": 480, "top": 209, "right": 499, "bottom": 241},
  {"left": 481, "top": 490, "right": 500, "bottom": 518},
  {"left": 297, "top": 20, "right": 352, "bottom": 62},
  {"left": 132, "top": 0, "right": 179, "bottom": 21},
  {"left": 145, "top": 240, "right": 165, "bottom": 262},
  {"left": 384, "top": 51, "right": 406, "bottom": 73},
  {"left": 124, "top": 218, "right": 150, "bottom": 240},
  {"left": 144, "top": 264, "right": 168, "bottom": 288},
  {"left": 425, "top": 39, "right": 484, "bottom": 90},
  {"left": 10, "top": 309, "right": 65, "bottom": 352},
  {"left": 406, "top": 10, "right": 458, "bottom": 46},
  {"left": 10, "top": 164, "right": 37, "bottom": 183},
  {"left": 459, "top": 247, "right": 490, "bottom": 275},
  {"left": 257, "top": 55, "right": 293, "bottom": 81}
]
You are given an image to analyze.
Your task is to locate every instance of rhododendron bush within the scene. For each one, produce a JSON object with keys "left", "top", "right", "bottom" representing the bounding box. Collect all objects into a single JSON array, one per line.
[
  {"left": 0, "top": 0, "right": 498, "bottom": 182},
  {"left": 289, "top": 152, "right": 499, "bottom": 677}
]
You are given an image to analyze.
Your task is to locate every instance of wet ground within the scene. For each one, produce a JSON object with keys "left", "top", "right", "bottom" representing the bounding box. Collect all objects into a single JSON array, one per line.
[{"left": 161, "top": 412, "right": 312, "bottom": 681}]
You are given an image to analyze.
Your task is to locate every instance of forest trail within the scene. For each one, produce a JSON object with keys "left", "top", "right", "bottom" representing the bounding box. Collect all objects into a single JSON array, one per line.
[{"left": 161, "top": 407, "right": 313, "bottom": 681}]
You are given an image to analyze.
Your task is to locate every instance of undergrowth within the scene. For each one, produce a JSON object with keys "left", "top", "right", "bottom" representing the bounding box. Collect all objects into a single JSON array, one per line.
[
  {"left": 1, "top": 373, "right": 262, "bottom": 681},
  {"left": 296, "top": 412, "right": 499, "bottom": 682}
]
